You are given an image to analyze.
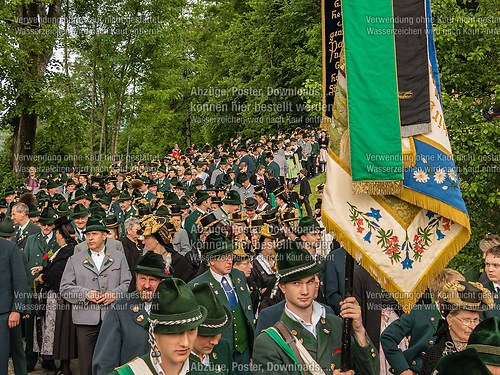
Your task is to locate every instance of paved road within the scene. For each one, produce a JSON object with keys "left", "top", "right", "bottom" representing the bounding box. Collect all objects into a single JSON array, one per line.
[{"left": 9, "top": 359, "right": 80, "bottom": 374}]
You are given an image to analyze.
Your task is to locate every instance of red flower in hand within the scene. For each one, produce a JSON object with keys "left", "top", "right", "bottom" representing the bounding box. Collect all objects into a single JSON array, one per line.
[{"left": 43, "top": 254, "right": 49, "bottom": 261}]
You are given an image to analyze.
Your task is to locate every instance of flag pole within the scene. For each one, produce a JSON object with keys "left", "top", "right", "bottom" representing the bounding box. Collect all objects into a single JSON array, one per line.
[{"left": 340, "top": 251, "right": 355, "bottom": 371}]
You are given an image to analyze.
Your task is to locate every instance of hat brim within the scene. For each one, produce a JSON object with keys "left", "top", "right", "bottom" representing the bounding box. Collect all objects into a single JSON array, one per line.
[
  {"left": 198, "top": 305, "right": 233, "bottom": 336},
  {"left": 145, "top": 306, "right": 208, "bottom": 334},
  {"left": 83, "top": 226, "right": 110, "bottom": 234},
  {"left": 0, "top": 231, "right": 15, "bottom": 237},
  {"left": 222, "top": 200, "right": 241, "bottom": 206},
  {"left": 279, "top": 261, "right": 324, "bottom": 283},
  {"left": 134, "top": 266, "right": 171, "bottom": 279},
  {"left": 205, "top": 243, "right": 237, "bottom": 258}
]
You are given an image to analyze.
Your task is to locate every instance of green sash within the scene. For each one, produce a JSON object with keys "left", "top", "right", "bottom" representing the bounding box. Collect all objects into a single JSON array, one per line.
[{"left": 264, "top": 327, "right": 304, "bottom": 375}]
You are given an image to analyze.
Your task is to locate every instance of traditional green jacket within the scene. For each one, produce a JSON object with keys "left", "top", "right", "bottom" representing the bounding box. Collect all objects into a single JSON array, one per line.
[
  {"left": 380, "top": 303, "right": 441, "bottom": 375},
  {"left": 24, "top": 232, "right": 59, "bottom": 292},
  {"left": 93, "top": 292, "right": 150, "bottom": 375},
  {"left": 252, "top": 310, "right": 379, "bottom": 375},
  {"left": 184, "top": 209, "right": 204, "bottom": 242},
  {"left": 189, "top": 337, "right": 234, "bottom": 375},
  {"left": 110, "top": 352, "right": 221, "bottom": 375},
  {"left": 188, "top": 269, "right": 255, "bottom": 356}
]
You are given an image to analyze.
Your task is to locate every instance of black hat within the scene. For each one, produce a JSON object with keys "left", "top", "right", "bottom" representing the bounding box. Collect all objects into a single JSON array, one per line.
[
  {"left": 105, "top": 214, "right": 119, "bottom": 229},
  {"left": 170, "top": 205, "right": 182, "bottom": 217},
  {"left": 261, "top": 208, "right": 279, "bottom": 223},
  {"left": 440, "top": 280, "right": 493, "bottom": 316},
  {"left": 195, "top": 190, "right": 211, "bottom": 206},
  {"left": 230, "top": 210, "right": 247, "bottom": 223},
  {"left": 243, "top": 197, "right": 258, "bottom": 211},
  {"left": 198, "top": 212, "right": 220, "bottom": 231},
  {"left": 133, "top": 251, "right": 170, "bottom": 279},
  {"left": 53, "top": 215, "right": 71, "bottom": 230},
  {"left": 281, "top": 207, "right": 300, "bottom": 223}
]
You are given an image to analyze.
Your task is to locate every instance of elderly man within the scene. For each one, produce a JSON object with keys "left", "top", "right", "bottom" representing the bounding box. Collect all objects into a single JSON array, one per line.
[
  {"left": 188, "top": 234, "right": 254, "bottom": 375},
  {"left": 71, "top": 203, "right": 90, "bottom": 243},
  {"left": 11, "top": 202, "right": 40, "bottom": 251},
  {"left": 92, "top": 252, "right": 169, "bottom": 375},
  {"left": 60, "top": 216, "right": 131, "bottom": 375}
]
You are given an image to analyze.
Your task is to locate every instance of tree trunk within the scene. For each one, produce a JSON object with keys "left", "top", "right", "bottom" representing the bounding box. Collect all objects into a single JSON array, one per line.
[
  {"left": 98, "top": 97, "right": 108, "bottom": 170},
  {"left": 11, "top": 1, "right": 62, "bottom": 177},
  {"left": 89, "top": 18, "right": 98, "bottom": 174}
]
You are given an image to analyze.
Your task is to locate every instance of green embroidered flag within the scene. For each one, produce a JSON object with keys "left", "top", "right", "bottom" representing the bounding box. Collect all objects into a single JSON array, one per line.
[{"left": 342, "top": 0, "right": 403, "bottom": 195}]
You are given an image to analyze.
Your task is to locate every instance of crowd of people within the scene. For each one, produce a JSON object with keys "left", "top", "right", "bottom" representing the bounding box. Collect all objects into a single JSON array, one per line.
[{"left": 1, "top": 128, "right": 499, "bottom": 375}]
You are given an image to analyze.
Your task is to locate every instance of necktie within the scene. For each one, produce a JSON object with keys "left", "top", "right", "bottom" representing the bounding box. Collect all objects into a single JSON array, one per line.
[{"left": 221, "top": 276, "right": 237, "bottom": 309}]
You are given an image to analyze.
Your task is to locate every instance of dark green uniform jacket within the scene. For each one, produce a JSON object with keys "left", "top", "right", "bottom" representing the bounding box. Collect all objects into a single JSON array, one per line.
[
  {"left": 380, "top": 303, "right": 441, "bottom": 375},
  {"left": 189, "top": 338, "right": 233, "bottom": 375},
  {"left": 93, "top": 292, "right": 150, "bottom": 375},
  {"left": 252, "top": 311, "right": 379, "bottom": 375}
]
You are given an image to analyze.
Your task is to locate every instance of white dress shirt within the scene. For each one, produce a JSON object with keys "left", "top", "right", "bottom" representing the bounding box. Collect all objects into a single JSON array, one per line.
[{"left": 284, "top": 301, "right": 326, "bottom": 338}]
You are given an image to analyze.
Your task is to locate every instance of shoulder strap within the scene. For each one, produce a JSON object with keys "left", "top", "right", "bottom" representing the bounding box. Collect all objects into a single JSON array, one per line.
[
  {"left": 264, "top": 327, "right": 304, "bottom": 375},
  {"left": 274, "top": 321, "right": 307, "bottom": 372},
  {"left": 116, "top": 357, "right": 155, "bottom": 375}
]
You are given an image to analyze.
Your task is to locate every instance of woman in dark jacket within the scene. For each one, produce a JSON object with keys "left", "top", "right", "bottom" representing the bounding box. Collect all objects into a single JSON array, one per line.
[
  {"left": 35, "top": 215, "right": 78, "bottom": 375},
  {"left": 140, "top": 214, "right": 195, "bottom": 282},
  {"left": 420, "top": 280, "right": 493, "bottom": 375}
]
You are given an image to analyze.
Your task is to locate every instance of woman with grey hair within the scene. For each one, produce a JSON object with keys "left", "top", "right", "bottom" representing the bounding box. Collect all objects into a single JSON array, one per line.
[{"left": 120, "top": 217, "right": 143, "bottom": 292}]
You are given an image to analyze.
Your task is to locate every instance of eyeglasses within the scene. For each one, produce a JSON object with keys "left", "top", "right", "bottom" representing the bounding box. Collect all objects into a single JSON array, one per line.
[{"left": 454, "top": 316, "right": 481, "bottom": 327}]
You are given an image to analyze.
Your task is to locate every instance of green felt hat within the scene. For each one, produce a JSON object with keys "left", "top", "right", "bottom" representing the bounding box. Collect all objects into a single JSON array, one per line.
[
  {"left": 296, "top": 216, "right": 324, "bottom": 236},
  {"left": 163, "top": 192, "right": 179, "bottom": 205},
  {"left": 70, "top": 203, "right": 90, "bottom": 219},
  {"left": 468, "top": 317, "right": 500, "bottom": 366},
  {"left": 46, "top": 180, "right": 58, "bottom": 189},
  {"left": 192, "top": 283, "right": 232, "bottom": 336},
  {"left": 195, "top": 190, "right": 211, "bottom": 206},
  {"left": 39, "top": 207, "right": 57, "bottom": 225},
  {"left": 0, "top": 217, "right": 15, "bottom": 237},
  {"left": 222, "top": 190, "right": 241, "bottom": 206},
  {"left": 83, "top": 216, "right": 109, "bottom": 233},
  {"left": 237, "top": 173, "right": 249, "bottom": 184},
  {"left": 110, "top": 188, "right": 120, "bottom": 197},
  {"left": 118, "top": 190, "right": 133, "bottom": 202},
  {"left": 55, "top": 201, "right": 70, "bottom": 217},
  {"left": 4, "top": 186, "right": 16, "bottom": 196},
  {"left": 133, "top": 251, "right": 170, "bottom": 279},
  {"left": 192, "top": 178, "right": 203, "bottom": 187},
  {"left": 177, "top": 198, "right": 190, "bottom": 210},
  {"left": 155, "top": 205, "right": 170, "bottom": 218},
  {"left": 158, "top": 165, "right": 167, "bottom": 173},
  {"left": 276, "top": 240, "right": 324, "bottom": 283},
  {"left": 99, "top": 193, "right": 112, "bottom": 206},
  {"left": 221, "top": 174, "right": 232, "bottom": 185},
  {"left": 145, "top": 278, "right": 207, "bottom": 334},
  {"left": 435, "top": 348, "right": 490, "bottom": 375},
  {"left": 52, "top": 193, "right": 66, "bottom": 204},
  {"left": 74, "top": 189, "right": 87, "bottom": 201},
  {"left": 203, "top": 233, "right": 236, "bottom": 258},
  {"left": 0, "top": 198, "right": 7, "bottom": 209},
  {"left": 28, "top": 204, "right": 41, "bottom": 218}
]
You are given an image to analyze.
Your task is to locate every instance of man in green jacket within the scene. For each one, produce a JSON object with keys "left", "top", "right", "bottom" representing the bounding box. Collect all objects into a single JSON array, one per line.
[
  {"left": 190, "top": 282, "right": 234, "bottom": 375},
  {"left": 252, "top": 240, "right": 379, "bottom": 375}
]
